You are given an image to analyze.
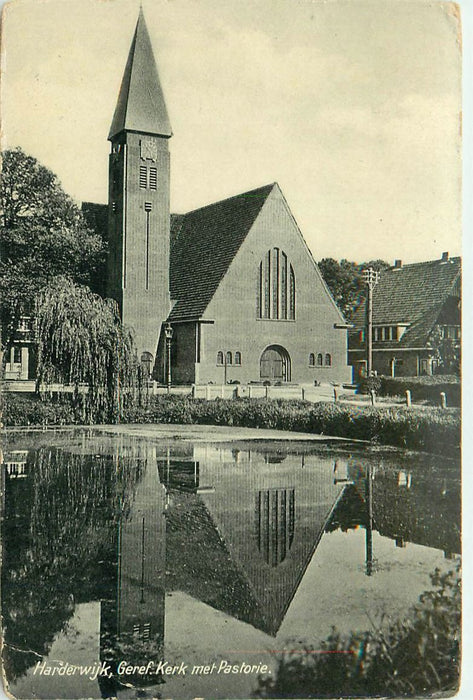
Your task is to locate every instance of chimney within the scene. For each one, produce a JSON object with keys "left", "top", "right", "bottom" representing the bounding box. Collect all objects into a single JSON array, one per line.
[
  {"left": 441, "top": 251, "right": 449, "bottom": 262},
  {"left": 394, "top": 259, "right": 402, "bottom": 269}
]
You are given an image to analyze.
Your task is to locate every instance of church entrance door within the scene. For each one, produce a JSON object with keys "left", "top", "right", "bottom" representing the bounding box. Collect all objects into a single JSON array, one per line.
[{"left": 260, "top": 345, "right": 291, "bottom": 382}]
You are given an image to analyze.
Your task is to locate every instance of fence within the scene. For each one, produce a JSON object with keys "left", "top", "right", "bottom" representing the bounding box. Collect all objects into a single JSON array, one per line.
[{"left": 188, "top": 383, "right": 339, "bottom": 402}]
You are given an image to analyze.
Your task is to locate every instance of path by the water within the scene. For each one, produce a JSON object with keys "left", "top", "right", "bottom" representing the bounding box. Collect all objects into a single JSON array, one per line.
[{"left": 92, "top": 423, "right": 362, "bottom": 444}]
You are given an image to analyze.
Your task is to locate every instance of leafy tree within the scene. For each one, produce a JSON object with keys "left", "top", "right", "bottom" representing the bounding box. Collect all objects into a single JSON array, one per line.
[
  {"left": 0, "top": 148, "right": 107, "bottom": 366},
  {"left": 35, "top": 277, "right": 141, "bottom": 422},
  {"left": 318, "top": 258, "right": 364, "bottom": 320},
  {"left": 318, "top": 258, "right": 390, "bottom": 320},
  {"left": 428, "top": 325, "right": 461, "bottom": 376}
]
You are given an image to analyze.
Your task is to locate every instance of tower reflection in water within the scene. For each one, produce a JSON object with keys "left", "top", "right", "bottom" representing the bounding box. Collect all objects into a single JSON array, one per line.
[{"left": 98, "top": 444, "right": 166, "bottom": 695}]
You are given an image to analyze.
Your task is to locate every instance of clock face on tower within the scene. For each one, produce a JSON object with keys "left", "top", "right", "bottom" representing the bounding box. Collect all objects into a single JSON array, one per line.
[{"left": 140, "top": 139, "right": 158, "bottom": 162}]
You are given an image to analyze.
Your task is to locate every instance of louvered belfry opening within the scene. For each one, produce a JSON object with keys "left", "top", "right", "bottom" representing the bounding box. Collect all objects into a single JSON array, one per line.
[{"left": 255, "top": 488, "right": 295, "bottom": 567}]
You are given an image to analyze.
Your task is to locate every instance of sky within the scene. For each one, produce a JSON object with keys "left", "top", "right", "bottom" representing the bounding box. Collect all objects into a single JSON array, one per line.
[{"left": 0, "top": 0, "right": 463, "bottom": 264}]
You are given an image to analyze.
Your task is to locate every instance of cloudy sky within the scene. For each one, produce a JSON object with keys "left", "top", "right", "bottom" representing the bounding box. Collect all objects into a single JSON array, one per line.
[{"left": 1, "top": 0, "right": 463, "bottom": 263}]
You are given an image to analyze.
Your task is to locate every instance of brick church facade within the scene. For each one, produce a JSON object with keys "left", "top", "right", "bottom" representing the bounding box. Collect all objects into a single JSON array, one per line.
[{"left": 106, "top": 10, "right": 350, "bottom": 386}]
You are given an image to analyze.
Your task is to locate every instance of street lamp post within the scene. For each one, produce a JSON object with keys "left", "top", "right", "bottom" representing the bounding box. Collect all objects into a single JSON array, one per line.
[
  {"left": 164, "top": 323, "right": 173, "bottom": 393},
  {"left": 362, "top": 267, "right": 380, "bottom": 376}
]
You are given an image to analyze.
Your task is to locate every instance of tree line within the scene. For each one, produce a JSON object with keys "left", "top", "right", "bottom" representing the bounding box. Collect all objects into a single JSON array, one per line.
[{"left": 0, "top": 148, "right": 141, "bottom": 421}]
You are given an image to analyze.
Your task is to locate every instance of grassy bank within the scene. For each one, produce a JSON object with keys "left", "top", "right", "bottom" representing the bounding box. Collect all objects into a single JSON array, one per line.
[{"left": 3, "top": 393, "right": 460, "bottom": 457}]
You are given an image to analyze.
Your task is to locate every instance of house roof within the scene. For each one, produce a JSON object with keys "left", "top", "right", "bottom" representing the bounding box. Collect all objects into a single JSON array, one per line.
[
  {"left": 352, "top": 256, "right": 461, "bottom": 347},
  {"left": 108, "top": 8, "right": 172, "bottom": 140},
  {"left": 168, "top": 183, "right": 276, "bottom": 321}
]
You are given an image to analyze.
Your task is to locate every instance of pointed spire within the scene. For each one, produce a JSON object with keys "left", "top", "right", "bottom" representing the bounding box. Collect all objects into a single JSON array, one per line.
[{"left": 109, "top": 8, "right": 172, "bottom": 140}]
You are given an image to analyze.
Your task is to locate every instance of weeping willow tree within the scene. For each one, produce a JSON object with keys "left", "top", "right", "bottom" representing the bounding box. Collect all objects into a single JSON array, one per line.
[{"left": 35, "top": 277, "right": 143, "bottom": 422}]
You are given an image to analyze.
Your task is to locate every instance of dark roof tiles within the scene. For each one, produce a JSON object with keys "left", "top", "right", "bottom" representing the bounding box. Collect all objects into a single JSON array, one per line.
[
  {"left": 352, "top": 256, "right": 461, "bottom": 348},
  {"left": 168, "top": 184, "right": 275, "bottom": 321},
  {"left": 109, "top": 9, "right": 172, "bottom": 140}
]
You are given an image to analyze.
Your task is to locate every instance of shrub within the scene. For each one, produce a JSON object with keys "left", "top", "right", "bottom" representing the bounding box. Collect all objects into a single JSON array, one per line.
[
  {"left": 357, "top": 375, "right": 382, "bottom": 395},
  {"left": 2, "top": 393, "right": 76, "bottom": 426},
  {"left": 379, "top": 376, "right": 461, "bottom": 407},
  {"left": 3, "top": 393, "right": 460, "bottom": 457},
  {"left": 126, "top": 396, "right": 460, "bottom": 457},
  {"left": 254, "top": 565, "right": 460, "bottom": 698}
]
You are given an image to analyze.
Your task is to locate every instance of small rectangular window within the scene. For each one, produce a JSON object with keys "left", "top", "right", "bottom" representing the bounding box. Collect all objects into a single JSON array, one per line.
[
  {"left": 13, "top": 347, "right": 22, "bottom": 363},
  {"left": 139, "top": 165, "right": 147, "bottom": 189},
  {"left": 149, "top": 167, "right": 157, "bottom": 190}
]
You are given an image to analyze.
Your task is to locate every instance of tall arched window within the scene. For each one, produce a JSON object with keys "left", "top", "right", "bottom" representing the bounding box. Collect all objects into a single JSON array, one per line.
[
  {"left": 226, "top": 351, "right": 233, "bottom": 365},
  {"left": 234, "top": 352, "right": 241, "bottom": 365},
  {"left": 309, "top": 353, "right": 315, "bottom": 367},
  {"left": 217, "top": 351, "right": 224, "bottom": 365},
  {"left": 256, "top": 489, "right": 295, "bottom": 566},
  {"left": 317, "top": 353, "right": 323, "bottom": 366},
  {"left": 325, "top": 353, "right": 332, "bottom": 366},
  {"left": 257, "top": 248, "right": 295, "bottom": 320}
]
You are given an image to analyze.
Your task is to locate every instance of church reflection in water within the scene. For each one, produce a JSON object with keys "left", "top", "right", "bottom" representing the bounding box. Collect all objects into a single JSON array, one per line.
[{"left": 1, "top": 437, "right": 460, "bottom": 695}]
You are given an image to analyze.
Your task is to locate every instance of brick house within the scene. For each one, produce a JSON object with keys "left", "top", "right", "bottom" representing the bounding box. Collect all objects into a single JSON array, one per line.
[
  {"left": 348, "top": 254, "right": 461, "bottom": 380},
  {"left": 106, "top": 10, "right": 351, "bottom": 386}
]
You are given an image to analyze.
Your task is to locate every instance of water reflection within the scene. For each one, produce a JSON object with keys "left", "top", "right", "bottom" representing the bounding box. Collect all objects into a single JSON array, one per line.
[
  {"left": 99, "top": 446, "right": 166, "bottom": 696},
  {"left": 1, "top": 435, "right": 460, "bottom": 698}
]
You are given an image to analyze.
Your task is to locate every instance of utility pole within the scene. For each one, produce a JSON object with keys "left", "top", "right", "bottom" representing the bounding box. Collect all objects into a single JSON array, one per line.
[{"left": 362, "top": 268, "right": 380, "bottom": 376}]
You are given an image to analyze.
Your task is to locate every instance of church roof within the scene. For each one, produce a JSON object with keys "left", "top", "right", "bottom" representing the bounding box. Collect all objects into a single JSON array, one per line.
[
  {"left": 351, "top": 256, "right": 461, "bottom": 347},
  {"left": 168, "top": 183, "right": 276, "bottom": 321},
  {"left": 108, "top": 9, "right": 172, "bottom": 140}
]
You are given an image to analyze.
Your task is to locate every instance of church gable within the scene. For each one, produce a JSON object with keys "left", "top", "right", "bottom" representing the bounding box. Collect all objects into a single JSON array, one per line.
[{"left": 204, "top": 183, "right": 345, "bottom": 326}]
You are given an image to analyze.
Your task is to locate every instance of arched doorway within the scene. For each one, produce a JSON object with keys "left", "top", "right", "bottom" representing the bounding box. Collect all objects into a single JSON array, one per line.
[{"left": 260, "top": 345, "right": 291, "bottom": 382}]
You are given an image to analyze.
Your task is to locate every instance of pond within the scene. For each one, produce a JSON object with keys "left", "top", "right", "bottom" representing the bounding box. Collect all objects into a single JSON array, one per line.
[{"left": 1, "top": 429, "right": 460, "bottom": 699}]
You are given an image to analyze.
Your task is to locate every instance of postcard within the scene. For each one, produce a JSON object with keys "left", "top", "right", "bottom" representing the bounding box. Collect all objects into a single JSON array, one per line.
[{"left": 0, "top": 1, "right": 462, "bottom": 698}]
